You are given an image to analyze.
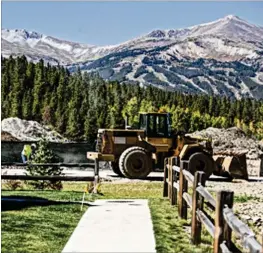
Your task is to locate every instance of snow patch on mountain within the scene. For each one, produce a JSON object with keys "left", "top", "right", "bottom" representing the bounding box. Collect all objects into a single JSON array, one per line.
[
  {"left": 153, "top": 71, "right": 170, "bottom": 83},
  {"left": 222, "top": 79, "right": 242, "bottom": 99},
  {"left": 2, "top": 29, "right": 43, "bottom": 43},
  {"left": 177, "top": 74, "right": 207, "bottom": 93},
  {"left": 2, "top": 15, "right": 263, "bottom": 99},
  {"left": 239, "top": 81, "right": 254, "bottom": 97},
  {"left": 41, "top": 37, "right": 74, "bottom": 52},
  {"left": 2, "top": 15, "right": 263, "bottom": 64},
  {"left": 251, "top": 73, "right": 263, "bottom": 85},
  {"left": 1, "top": 28, "right": 121, "bottom": 64},
  {"left": 146, "top": 15, "right": 263, "bottom": 43}
]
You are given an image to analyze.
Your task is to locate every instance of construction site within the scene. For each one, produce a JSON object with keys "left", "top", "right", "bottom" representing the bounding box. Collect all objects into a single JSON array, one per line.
[{"left": 1, "top": 116, "right": 263, "bottom": 253}]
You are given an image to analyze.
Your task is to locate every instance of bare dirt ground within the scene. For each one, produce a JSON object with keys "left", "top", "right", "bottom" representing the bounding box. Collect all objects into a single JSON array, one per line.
[{"left": 206, "top": 179, "right": 263, "bottom": 236}]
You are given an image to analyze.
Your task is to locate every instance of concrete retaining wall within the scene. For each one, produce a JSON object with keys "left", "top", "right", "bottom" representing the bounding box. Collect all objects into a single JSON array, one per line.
[{"left": 1, "top": 142, "right": 93, "bottom": 163}]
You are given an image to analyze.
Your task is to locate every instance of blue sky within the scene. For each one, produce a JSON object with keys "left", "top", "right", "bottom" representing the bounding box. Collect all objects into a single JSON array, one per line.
[{"left": 2, "top": 2, "right": 263, "bottom": 46}]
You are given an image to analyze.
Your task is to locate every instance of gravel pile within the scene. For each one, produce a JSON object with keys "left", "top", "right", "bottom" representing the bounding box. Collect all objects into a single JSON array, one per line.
[
  {"left": 191, "top": 127, "right": 263, "bottom": 159},
  {"left": 190, "top": 126, "right": 263, "bottom": 237},
  {"left": 191, "top": 127, "right": 263, "bottom": 176},
  {"left": 1, "top": 117, "right": 67, "bottom": 142}
]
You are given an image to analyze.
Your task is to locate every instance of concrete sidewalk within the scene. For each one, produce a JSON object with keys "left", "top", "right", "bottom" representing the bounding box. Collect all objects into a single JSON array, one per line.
[{"left": 62, "top": 199, "right": 156, "bottom": 253}]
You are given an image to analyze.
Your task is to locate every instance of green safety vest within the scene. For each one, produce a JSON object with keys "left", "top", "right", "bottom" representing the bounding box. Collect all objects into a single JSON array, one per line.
[{"left": 22, "top": 145, "right": 32, "bottom": 158}]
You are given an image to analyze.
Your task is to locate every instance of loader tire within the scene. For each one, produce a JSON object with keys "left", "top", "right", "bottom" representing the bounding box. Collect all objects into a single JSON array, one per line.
[
  {"left": 188, "top": 152, "right": 214, "bottom": 180},
  {"left": 110, "top": 161, "right": 123, "bottom": 177},
  {"left": 119, "top": 147, "right": 152, "bottom": 179}
]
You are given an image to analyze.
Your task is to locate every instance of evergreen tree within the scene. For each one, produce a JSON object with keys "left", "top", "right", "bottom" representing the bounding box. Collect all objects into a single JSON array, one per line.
[
  {"left": 208, "top": 96, "right": 216, "bottom": 116},
  {"left": 1, "top": 58, "right": 11, "bottom": 118},
  {"left": 10, "top": 56, "right": 27, "bottom": 118},
  {"left": 55, "top": 68, "right": 69, "bottom": 133},
  {"left": 66, "top": 77, "right": 82, "bottom": 139},
  {"left": 2, "top": 55, "right": 263, "bottom": 141},
  {"left": 84, "top": 107, "right": 98, "bottom": 142},
  {"left": 27, "top": 139, "right": 63, "bottom": 190},
  {"left": 32, "top": 59, "right": 45, "bottom": 121}
]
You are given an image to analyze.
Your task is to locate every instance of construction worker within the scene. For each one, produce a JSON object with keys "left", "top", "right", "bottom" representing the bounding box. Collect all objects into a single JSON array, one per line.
[{"left": 21, "top": 143, "right": 36, "bottom": 163}]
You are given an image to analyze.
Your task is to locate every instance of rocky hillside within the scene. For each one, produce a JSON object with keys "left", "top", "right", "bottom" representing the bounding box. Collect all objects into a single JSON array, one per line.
[
  {"left": 1, "top": 118, "right": 67, "bottom": 142},
  {"left": 1, "top": 29, "right": 119, "bottom": 65},
  {"left": 2, "top": 15, "right": 263, "bottom": 99}
]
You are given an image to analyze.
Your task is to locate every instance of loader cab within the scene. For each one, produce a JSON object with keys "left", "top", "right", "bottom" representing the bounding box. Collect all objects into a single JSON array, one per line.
[{"left": 139, "top": 113, "right": 172, "bottom": 138}]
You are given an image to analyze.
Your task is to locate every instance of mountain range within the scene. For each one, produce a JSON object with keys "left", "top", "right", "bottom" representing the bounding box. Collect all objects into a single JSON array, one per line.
[{"left": 2, "top": 15, "right": 263, "bottom": 99}]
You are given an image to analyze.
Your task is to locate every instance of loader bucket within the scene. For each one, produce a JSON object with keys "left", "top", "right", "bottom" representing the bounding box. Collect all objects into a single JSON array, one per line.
[{"left": 213, "top": 152, "right": 248, "bottom": 180}]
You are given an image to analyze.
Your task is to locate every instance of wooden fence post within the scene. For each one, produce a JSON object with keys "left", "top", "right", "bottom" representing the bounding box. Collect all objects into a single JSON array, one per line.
[
  {"left": 171, "top": 157, "right": 177, "bottom": 205},
  {"left": 178, "top": 161, "right": 184, "bottom": 218},
  {"left": 179, "top": 160, "right": 189, "bottom": 219},
  {"left": 183, "top": 161, "right": 189, "bottom": 219},
  {"left": 191, "top": 171, "right": 206, "bottom": 245},
  {"left": 163, "top": 158, "right": 168, "bottom": 197},
  {"left": 223, "top": 191, "right": 234, "bottom": 251},
  {"left": 168, "top": 157, "right": 172, "bottom": 200},
  {"left": 214, "top": 190, "right": 234, "bottom": 253},
  {"left": 178, "top": 160, "right": 187, "bottom": 219},
  {"left": 93, "top": 158, "right": 99, "bottom": 194}
]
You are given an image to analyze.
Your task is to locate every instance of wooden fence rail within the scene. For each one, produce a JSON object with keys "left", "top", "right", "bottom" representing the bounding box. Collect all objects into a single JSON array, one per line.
[
  {"left": 1, "top": 175, "right": 95, "bottom": 181},
  {"left": 163, "top": 156, "right": 263, "bottom": 253},
  {"left": 1, "top": 159, "right": 100, "bottom": 193},
  {"left": 1, "top": 162, "right": 95, "bottom": 167}
]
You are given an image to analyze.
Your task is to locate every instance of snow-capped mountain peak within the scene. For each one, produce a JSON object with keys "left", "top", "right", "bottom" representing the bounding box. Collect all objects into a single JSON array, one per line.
[
  {"left": 2, "top": 16, "right": 263, "bottom": 100},
  {"left": 189, "top": 15, "right": 263, "bottom": 42},
  {"left": 225, "top": 14, "right": 240, "bottom": 20},
  {"left": 144, "top": 15, "right": 263, "bottom": 42},
  {"left": 1, "top": 28, "right": 119, "bottom": 64},
  {"left": 20, "top": 29, "right": 43, "bottom": 40},
  {"left": 2, "top": 28, "right": 43, "bottom": 42}
]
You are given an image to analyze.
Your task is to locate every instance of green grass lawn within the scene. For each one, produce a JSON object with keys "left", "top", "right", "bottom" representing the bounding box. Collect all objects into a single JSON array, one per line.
[{"left": 2, "top": 181, "right": 213, "bottom": 253}]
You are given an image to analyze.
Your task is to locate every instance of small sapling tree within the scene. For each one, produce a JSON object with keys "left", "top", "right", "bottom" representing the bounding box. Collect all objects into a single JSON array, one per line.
[{"left": 26, "top": 138, "right": 63, "bottom": 190}]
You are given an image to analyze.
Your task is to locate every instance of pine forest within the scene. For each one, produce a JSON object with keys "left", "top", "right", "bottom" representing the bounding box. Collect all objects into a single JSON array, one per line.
[{"left": 2, "top": 56, "right": 263, "bottom": 142}]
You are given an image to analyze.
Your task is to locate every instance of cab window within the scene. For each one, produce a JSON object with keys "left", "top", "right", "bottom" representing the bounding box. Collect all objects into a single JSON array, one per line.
[
  {"left": 156, "top": 115, "right": 166, "bottom": 136},
  {"left": 148, "top": 115, "right": 155, "bottom": 134},
  {"left": 147, "top": 114, "right": 167, "bottom": 137},
  {"left": 139, "top": 115, "right": 147, "bottom": 130}
]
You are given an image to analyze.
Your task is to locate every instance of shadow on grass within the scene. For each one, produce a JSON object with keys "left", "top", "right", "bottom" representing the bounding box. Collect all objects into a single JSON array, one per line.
[
  {"left": 109, "top": 174, "right": 164, "bottom": 182},
  {"left": 1, "top": 189, "right": 84, "bottom": 193},
  {"left": 1, "top": 195, "right": 96, "bottom": 212}
]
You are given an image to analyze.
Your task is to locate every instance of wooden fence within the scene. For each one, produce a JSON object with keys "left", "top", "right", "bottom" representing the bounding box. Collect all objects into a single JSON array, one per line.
[
  {"left": 1, "top": 159, "right": 100, "bottom": 193},
  {"left": 163, "top": 156, "right": 262, "bottom": 253}
]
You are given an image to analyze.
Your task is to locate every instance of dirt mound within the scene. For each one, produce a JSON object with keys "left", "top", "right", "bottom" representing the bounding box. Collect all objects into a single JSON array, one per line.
[
  {"left": 1, "top": 117, "right": 67, "bottom": 142},
  {"left": 190, "top": 127, "right": 263, "bottom": 176},
  {"left": 191, "top": 127, "right": 263, "bottom": 160}
]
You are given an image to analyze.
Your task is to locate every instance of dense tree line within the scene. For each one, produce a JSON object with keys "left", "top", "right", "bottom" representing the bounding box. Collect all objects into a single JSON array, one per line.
[{"left": 2, "top": 56, "right": 263, "bottom": 141}]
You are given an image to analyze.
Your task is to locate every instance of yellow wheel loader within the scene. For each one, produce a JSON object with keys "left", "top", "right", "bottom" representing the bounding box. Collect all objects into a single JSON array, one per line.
[{"left": 87, "top": 112, "right": 248, "bottom": 180}]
